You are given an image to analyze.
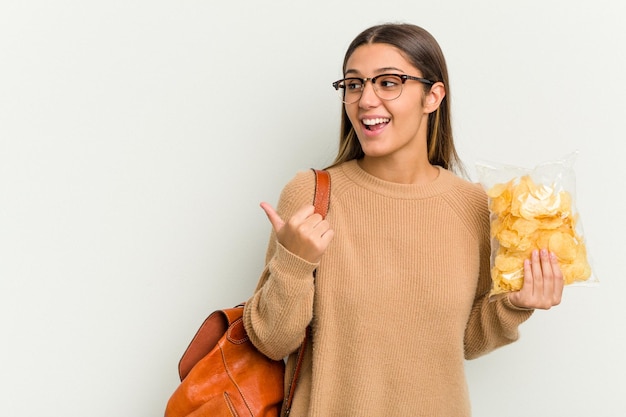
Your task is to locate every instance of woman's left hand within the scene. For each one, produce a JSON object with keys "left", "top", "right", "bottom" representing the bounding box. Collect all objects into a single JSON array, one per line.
[{"left": 508, "top": 249, "right": 564, "bottom": 310}]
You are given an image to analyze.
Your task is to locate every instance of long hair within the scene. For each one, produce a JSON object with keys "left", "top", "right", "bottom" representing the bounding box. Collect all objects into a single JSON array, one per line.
[{"left": 330, "top": 23, "right": 464, "bottom": 174}]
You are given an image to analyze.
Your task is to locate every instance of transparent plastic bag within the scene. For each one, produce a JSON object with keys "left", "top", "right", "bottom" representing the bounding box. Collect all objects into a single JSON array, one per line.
[{"left": 476, "top": 152, "right": 597, "bottom": 297}]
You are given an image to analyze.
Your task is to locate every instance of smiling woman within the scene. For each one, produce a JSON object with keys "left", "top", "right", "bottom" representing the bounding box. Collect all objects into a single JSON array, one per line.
[
  {"left": 242, "top": 22, "right": 565, "bottom": 417},
  {"left": 331, "top": 24, "right": 458, "bottom": 176},
  {"left": 337, "top": 42, "right": 445, "bottom": 180},
  {"left": 1, "top": 1, "right": 622, "bottom": 416}
]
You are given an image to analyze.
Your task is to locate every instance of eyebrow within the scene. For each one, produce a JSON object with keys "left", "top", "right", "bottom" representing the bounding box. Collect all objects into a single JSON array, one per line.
[{"left": 344, "top": 67, "right": 405, "bottom": 76}]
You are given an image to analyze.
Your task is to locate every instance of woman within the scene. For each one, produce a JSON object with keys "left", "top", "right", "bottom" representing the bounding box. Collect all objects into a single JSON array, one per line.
[{"left": 243, "top": 23, "right": 564, "bottom": 416}]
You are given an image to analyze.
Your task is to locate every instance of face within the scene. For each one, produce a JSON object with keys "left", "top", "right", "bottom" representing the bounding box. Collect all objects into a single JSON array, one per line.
[{"left": 343, "top": 43, "right": 442, "bottom": 164}]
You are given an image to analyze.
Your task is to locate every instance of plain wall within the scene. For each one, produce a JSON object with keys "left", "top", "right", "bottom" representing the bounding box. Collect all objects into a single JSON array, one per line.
[{"left": 1, "top": 1, "right": 624, "bottom": 416}]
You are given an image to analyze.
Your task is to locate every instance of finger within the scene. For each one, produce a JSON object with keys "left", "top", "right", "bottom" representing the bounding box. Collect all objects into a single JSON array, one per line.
[
  {"left": 321, "top": 227, "right": 334, "bottom": 243},
  {"left": 290, "top": 204, "right": 316, "bottom": 225},
  {"left": 530, "top": 249, "right": 543, "bottom": 297},
  {"left": 550, "top": 252, "right": 565, "bottom": 305},
  {"left": 508, "top": 257, "right": 534, "bottom": 307},
  {"left": 521, "top": 258, "right": 533, "bottom": 294},
  {"left": 286, "top": 205, "right": 320, "bottom": 237},
  {"left": 540, "top": 249, "right": 554, "bottom": 298},
  {"left": 313, "top": 219, "right": 333, "bottom": 239},
  {"left": 260, "top": 202, "right": 285, "bottom": 233}
]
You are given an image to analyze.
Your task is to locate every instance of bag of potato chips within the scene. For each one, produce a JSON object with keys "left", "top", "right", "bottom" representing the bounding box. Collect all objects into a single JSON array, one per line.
[{"left": 476, "top": 153, "right": 596, "bottom": 297}]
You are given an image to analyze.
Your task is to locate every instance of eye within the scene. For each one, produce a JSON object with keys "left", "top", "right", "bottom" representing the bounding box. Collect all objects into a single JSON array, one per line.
[
  {"left": 377, "top": 75, "right": 402, "bottom": 90},
  {"left": 344, "top": 78, "right": 363, "bottom": 91}
]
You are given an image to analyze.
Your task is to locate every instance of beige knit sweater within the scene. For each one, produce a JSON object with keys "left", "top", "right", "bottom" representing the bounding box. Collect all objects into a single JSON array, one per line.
[{"left": 244, "top": 160, "right": 533, "bottom": 417}]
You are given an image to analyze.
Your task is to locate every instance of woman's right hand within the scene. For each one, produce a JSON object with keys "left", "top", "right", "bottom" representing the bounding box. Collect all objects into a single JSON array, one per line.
[{"left": 260, "top": 202, "right": 334, "bottom": 263}]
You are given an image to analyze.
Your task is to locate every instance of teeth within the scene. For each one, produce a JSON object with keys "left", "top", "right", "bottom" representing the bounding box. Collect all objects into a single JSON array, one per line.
[{"left": 362, "top": 118, "right": 390, "bottom": 126}]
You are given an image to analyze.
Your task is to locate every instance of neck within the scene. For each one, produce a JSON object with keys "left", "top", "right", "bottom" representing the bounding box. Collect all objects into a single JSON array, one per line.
[{"left": 357, "top": 156, "right": 439, "bottom": 185}]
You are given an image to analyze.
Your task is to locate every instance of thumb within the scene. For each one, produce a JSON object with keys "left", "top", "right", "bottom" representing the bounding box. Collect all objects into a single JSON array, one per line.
[{"left": 260, "top": 202, "right": 284, "bottom": 233}]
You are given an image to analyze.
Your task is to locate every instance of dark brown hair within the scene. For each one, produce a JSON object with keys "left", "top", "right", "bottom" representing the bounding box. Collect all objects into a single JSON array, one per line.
[{"left": 330, "top": 23, "right": 463, "bottom": 174}]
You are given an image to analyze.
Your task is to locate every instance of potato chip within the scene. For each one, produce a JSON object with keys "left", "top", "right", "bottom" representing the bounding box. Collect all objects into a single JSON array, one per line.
[
  {"left": 561, "top": 244, "right": 592, "bottom": 284},
  {"left": 534, "top": 230, "right": 552, "bottom": 250},
  {"left": 490, "top": 194, "right": 511, "bottom": 216},
  {"left": 488, "top": 180, "right": 514, "bottom": 215},
  {"left": 495, "top": 253, "right": 525, "bottom": 272},
  {"left": 486, "top": 180, "right": 512, "bottom": 198},
  {"left": 497, "top": 229, "right": 520, "bottom": 248},
  {"left": 558, "top": 192, "right": 573, "bottom": 217},
  {"left": 548, "top": 231, "right": 578, "bottom": 262},
  {"left": 491, "top": 271, "right": 523, "bottom": 293},
  {"left": 519, "top": 182, "right": 561, "bottom": 219},
  {"left": 534, "top": 216, "right": 563, "bottom": 230},
  {"left": 516, "top": 236, "right": 534, "bottom": 251},
  {"left": 511, "top": 217, "right": 539, "bottom": 235}
]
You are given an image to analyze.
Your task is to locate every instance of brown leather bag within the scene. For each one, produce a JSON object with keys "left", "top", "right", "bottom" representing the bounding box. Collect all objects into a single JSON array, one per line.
[{"left": 164, "top": 169, "right": 331, "bottom": 417}]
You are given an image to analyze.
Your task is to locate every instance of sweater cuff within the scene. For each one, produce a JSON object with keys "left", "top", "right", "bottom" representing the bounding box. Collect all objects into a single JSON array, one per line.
[
  {"left": 501, "top": 293, "right": 535, "bottom": 312},
  {"left": 269, "top": 242, "right": 319, "bottom": 282}
]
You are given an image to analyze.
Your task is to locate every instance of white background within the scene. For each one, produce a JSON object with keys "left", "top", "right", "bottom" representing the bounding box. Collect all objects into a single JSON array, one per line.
[{"left": 1, "top": 1, "right": 624, "bottom": 416}]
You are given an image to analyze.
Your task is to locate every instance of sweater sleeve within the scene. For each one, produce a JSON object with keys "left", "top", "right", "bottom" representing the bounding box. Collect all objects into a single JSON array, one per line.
[
  {"left": 463, "top": 291, "right": 534, "bottom": 360},
  {"left": 463, "top": 184, "right": 534, "bottom": 360},
  {"left": 243, "top": 170, "right": 318, "bottom": 360}
]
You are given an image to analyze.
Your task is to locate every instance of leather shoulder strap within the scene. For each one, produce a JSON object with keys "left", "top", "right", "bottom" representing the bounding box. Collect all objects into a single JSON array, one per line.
[
  {"left": 312, "top": 169, "right": 330, "bottom": 218},
  {"left": 283, "top": 169, "right": 330, "bottom": 416}
]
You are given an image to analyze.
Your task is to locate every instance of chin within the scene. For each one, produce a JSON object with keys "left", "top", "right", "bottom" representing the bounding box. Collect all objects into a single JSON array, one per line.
[{"left": 361, "top": 148, "right": 393, "bottom": 159}]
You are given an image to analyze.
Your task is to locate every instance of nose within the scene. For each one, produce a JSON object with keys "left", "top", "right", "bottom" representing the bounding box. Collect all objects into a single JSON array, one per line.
[{"left": 358, "top": 79, "right": 381, "bottom": 108}]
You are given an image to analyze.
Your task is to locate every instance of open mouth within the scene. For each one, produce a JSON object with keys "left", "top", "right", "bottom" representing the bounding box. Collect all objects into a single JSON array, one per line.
[{"left": 362, "top": 117, "right": 390, "bottom": 131}]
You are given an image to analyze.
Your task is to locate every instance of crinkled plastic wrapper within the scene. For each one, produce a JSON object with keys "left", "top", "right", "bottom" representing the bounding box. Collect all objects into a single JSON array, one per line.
[{"left": 476, "top": 153, "right": 597, "bottom": 297}]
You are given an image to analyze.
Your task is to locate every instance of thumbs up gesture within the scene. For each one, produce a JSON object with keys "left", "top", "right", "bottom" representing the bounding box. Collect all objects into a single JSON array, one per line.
[{"left": 260, "top": 202, "right": 334, "bottom": 264}]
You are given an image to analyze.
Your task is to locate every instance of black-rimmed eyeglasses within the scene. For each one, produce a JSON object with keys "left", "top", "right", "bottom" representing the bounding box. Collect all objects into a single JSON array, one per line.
[{"left": 332, "top": 74, "right": 434, "bottom": 104}]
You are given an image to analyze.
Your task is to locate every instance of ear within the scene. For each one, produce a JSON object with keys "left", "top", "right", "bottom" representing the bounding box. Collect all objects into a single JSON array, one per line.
[{"left": 423, "top": 82, "right": 445, "bottom": 114}]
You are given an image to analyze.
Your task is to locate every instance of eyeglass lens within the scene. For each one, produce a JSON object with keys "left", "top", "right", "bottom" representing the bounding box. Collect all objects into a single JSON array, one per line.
[{"left": 337, "top": 74, "right": 405, "bottom": 104}]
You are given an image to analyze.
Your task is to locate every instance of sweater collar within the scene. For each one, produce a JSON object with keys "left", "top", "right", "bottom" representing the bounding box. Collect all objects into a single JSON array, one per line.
[{"left": 339, "top": 159, "right": 457, "bottom": 199}]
